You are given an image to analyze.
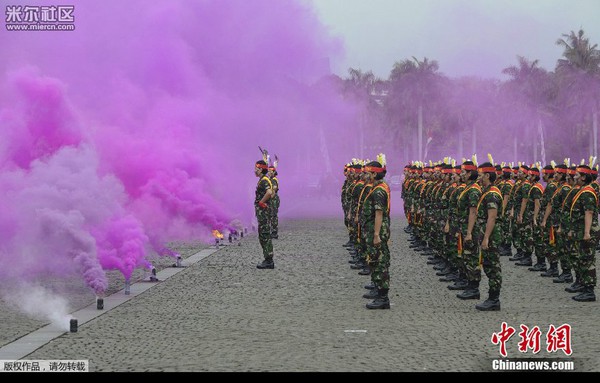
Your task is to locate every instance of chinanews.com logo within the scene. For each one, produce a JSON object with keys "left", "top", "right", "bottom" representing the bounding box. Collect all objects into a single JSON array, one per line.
[
  {"left": 490, "top": 322, "right": 575, "bottom": 371},
  {"left": 5, "top": 5, "right": 75, "bottom": 31}
]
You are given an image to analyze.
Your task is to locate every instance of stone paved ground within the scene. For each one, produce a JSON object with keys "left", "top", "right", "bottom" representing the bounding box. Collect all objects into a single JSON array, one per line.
[{"left": 3, "top": 218, "right": 599, "bottom": 372}]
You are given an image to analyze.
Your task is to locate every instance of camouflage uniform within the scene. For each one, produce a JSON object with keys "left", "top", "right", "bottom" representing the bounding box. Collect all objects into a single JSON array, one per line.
[
  {"left": 499, "top": 178, "right": 515, "bottom": 251},
  {"left": 456, "top": 181, "right": 482, "bottom": 282},
  {"left": 559, "top": 185, "right": 580, "bottom": 275},
  {"left": 523, "top": 182, "right": 543, "bottom": 256},
  {"left": 569, "top": 185, "right": 599, "bottom": 288},
  {"left": 270, "top": 176, "right": 280, "bottom": 237},
  {"left": 476, "top": 184, "right": 503, "bottom": 292},
  {"left": 349, "top": 180, "right": 365, "bottom": 248},
  {"left": 536, "top": 179, "right": 557, "bottom": 265},
  {"left": 517, "top": 180, "right": 533, "bottom": 255},
  {"left": 547, "top": 181, "right": 571, "bottom": 267},
  {"left": 255, "top": 176, "right": 273, "bottom": 261},
  {"left": 509, "top": 179, "right": 524, "bottom": 254},
  {"left": 447, "top": 182, "right": 466, "bottom": 275},
  {"left": 363, "top": 182, "right": 391, "bottom": 291},
  {"left": 356, "top": 182, "right": 373, "bottom": 264}
]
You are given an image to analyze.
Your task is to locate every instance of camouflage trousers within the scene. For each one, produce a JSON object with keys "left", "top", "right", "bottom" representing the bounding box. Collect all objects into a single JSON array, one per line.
[
  {"left": 357, "top": 224, "right": 368, "bottom": 262},
  {"left": 516, "top": 222, "right": 533, "bottom": 254},
  {"left": 572, "top": 239, "right": 597, "bottom": 287},
  {"left": 256, "top": 206, "right": 273, "bottom": 260},
  {"left": 481, "top": 246, "right": 502, "bottom": 292},
  {"left": 462, "top": 235, "right": 481, "bottom": 282},
  {"left": 546, "top": 226, "right": 560, "bottom": 263},
  {"left": 511, "top": 216, "right": 521, "bottom": 251},
  {"left": 500, "top": 214, "right": 512, "bottom": 247},
  {"left": 432, "top": 216, "right": 446, "bottom": 255},
  {"left": 445, "top": 227, "right": 459, "bottom": 266},
  {"left": 368, "top": 241, "right": 390, "bottom": 290},
  {"left": 270, "top": 194, "right": 280, "bottom": 235},
  {"left": 559, "top": 235, "right": 574, "bottom": 271},
  {"left": 533, "top": 224, "right": 548, "bottom": 260}
]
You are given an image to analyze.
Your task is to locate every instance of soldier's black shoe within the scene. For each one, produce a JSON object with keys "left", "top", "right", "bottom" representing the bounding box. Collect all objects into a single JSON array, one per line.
[
  {"left": 499, "top": 245, "right": 512, "bottom": 256},
  {"left": 350, "top": 262, "right": 364, "bottom": 270},
  {"left": 457, "top": 288, "right": 480, "bottom": 300},
  {"left": 362, "top": 288, "right": 379, "bottom": 299},
  {"left": 509, "top": 251, "right": 524, "bottom": 261},
  {"left": 439, "top": 271, "right": 459, "bottom": 282},
  {"left": 565, "top": 281, "right": 584, "bottom": 293},
  {"left": 447, "top": 279, "right": 469, "bottom": 290},
  {"left": 475, "top": 289, "right": 500, "bottom": 311},
  {"left": 475, "top": 298, "right": 501, "bottom": 311},
  {"left": 348, "top": 257, "right": 358, "bottom": 264},
  {"left": 271, "top": 233, "right": 278, "bottom": 239},
  {"left": 553, "top": 271, "right": 573, "bottom": 283},
  {"left": 358, "top": 267, "right": 371, "bottom": 276},
  {"left": 256, "top": 260, "right": 274, "bottom": 269},
  {"left": 366, "top": 297, "right": 390, "bottom": 309},
  {"left": 343, "top": 241, "right": 352, "bottom": 247},
  {"left": 515, "top": 256, "right": 532, "bottom": 266},
  {"left": 540, "top": 264, "right": 559, "bottom": 277},
  {"left": 433, "top": 262, "right": 447, "bottom": 270},
  {"left": 364, "top": 281, "right": 376, "bottom": 290},
  {"left": 436, "top": 266, "right": 453, "bottom": 276},
  {"left": 426, "top": 258, "right": 443, "bottom": 265},
  {"left": 572, "top": 287, "right": 596, "bottom": 302},
  {"left": 528, "top": 262, "right": 547, "bottom": 272}
]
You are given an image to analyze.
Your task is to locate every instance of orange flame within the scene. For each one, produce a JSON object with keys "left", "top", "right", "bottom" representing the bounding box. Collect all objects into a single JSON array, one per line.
[{"left": 212, "top": 230, "right": 224, "bottom": 239}]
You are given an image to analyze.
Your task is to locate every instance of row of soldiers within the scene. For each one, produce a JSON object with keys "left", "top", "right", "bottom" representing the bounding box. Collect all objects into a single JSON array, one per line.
[
  {"left": 401, "top": 156, "right": 599, "bottom": 309},
  {"left": 340, "top": 156, "right": 392, "bottom": 309}
]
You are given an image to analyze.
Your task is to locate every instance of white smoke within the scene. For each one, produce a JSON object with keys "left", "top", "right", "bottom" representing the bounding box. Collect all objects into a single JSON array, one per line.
[{"left": 3, "top": 283, "right": 72, "bottom": 331}]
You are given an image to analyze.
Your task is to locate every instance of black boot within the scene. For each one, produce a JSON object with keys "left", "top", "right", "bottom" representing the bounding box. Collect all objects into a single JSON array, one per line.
[
  {"left": 572, "top": 286, "right": 596, "bottom": 302},
  {"left": 436, "top": 265, "right": 454, "bottom": 276},
  {"left": 350, "top": 259, "right": 365, "bottom": 269},
  {"left": 366, "top": 289, "right": 390, "bottom": 309},
  {"left": 256, "top": 259, "right": 274, "bottom": 269},
  {"left": 540, "top": 262, "right": 559, "bottom": 277},
  {"left": 433, "top": 261, "right": 447, "bottom": 270},
  {"left": 509, "top": 250, "right": 524, "bottom": 261},
  {"left": 358, "top": 266, "right": 371, "bottom": 276},
  {"left": 500, "top": 244, "right": 513, "bottom": 257},
  {"left": 565, "top": 280, "right": 584, "bottom": 293},
  {"left": 362, "top": 288, "right": 379, "bottom": 299},
  {"left": 475, "top": 289, "right": 501, "bottom": 311},
  {"left": 439, "top": 269, "right": 459, "bottom": 282},
  {"left": 364, "top": 281, "right": 376, "bottom": 290},
  {"left": 553, "top": 270, "right": 573, "bottom": 283},
  {"left": 427, "top": 257, "right": 443, "bottom": 265},
  {"left": 457, "top": 281, "right": 480, "bottom": 300},
  {"left": 528, "top": 257, "right": 547, "bottom": 271},
  {"left": 447, "top": 273, "right": 469, "bottom": 290},
  {"left": 515, "top": 253, "right": 533, "bottom": 266}
]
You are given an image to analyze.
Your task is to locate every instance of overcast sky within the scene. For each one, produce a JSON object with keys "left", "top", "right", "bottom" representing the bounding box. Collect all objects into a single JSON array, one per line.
[{"left": 311, "top": 0, "right": 600, "bottom": 79}]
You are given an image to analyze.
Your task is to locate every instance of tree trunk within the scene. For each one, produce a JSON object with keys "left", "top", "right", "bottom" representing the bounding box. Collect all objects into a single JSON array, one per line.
[{"left": 418, "top": 105, "right": 423, "bottom": 159}]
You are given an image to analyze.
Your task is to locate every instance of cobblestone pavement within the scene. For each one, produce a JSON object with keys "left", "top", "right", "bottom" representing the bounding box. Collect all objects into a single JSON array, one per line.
[{"left": 2, "top": 218, "right": 599, "bottom": 372}]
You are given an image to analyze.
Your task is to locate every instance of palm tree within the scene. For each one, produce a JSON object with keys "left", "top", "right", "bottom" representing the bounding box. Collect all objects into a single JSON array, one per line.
[
  {"left": 385, "top": 57, "right": 446, "bottom": 159},
  {"left": 501, "top": 56, "right": 555, "bottom": 161},
  {"left": 342, "top": 68, "right": 384, "bottom": 157},
  {"left": 556, "top": 29, "right": 600, "bottom": 74},
  {"left": 554, "top": 30, "right": 600, "bottom": 156}
]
